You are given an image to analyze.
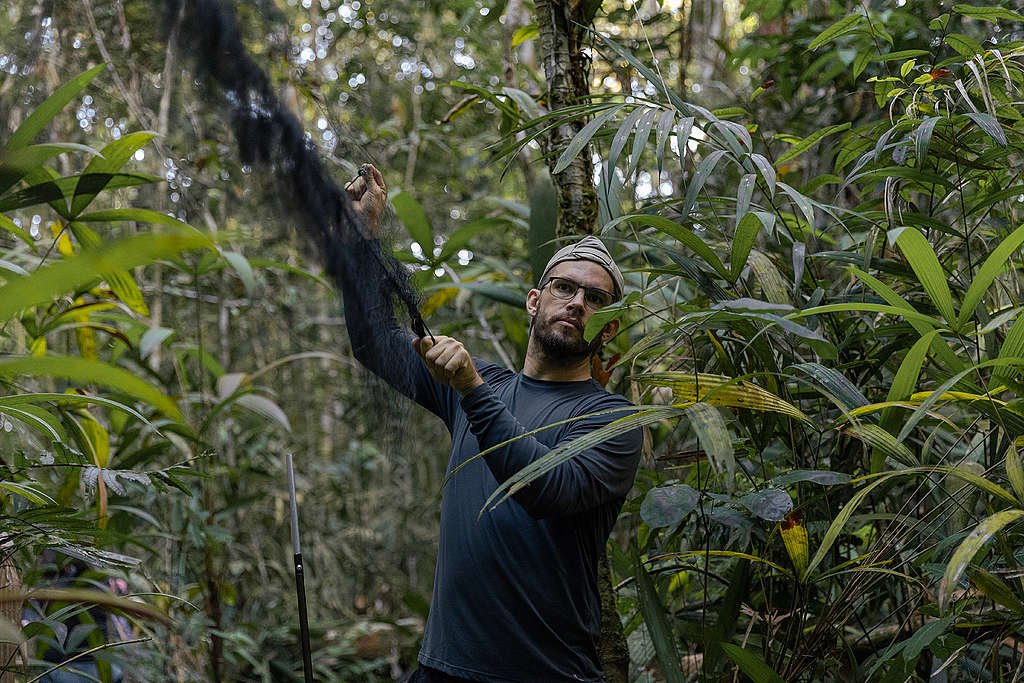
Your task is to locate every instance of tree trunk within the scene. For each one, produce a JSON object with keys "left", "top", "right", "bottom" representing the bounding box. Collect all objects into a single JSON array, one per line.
[
  {"left": 535, "top": 0, "right": 599, "bottom": 237},
  {"left": 0, "top": 555, "right": 23, "bottom": 683},
  {"left": 535, "top": 2, "right": 629, "bottom": 681}
]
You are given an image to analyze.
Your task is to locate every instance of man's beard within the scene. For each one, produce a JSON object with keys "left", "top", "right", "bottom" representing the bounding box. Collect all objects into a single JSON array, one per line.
[{"left": 531, "top": 316, "right": 603, "bottom": 365}]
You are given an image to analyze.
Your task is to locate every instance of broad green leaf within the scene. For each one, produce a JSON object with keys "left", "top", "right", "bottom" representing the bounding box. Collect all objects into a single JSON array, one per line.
[
  {"left": 641, "top": 484, "right": 699, "bottom": 529},
  {"left": 953, "top": 4, "right": 1024, "bottom": 22},
  {"left": 720, "top": 643, "right": 785, "bottom": 683},
  {"left": 790, "top": 302, "right": 945, "bottom": 330},
  {"left": 865, "top": 617, "right": 954, "bottom": 679},
  {"left": 68, "top": 221, "right": 149, "bottom": 315},
  {"left": 805, "top": 475, "right": 893, "bottom": 578},
  {"left": 510, "top": 24, "right": 538, "bottom": 47},
  {"left": 0, "top": 392, "right": 152, "bottom": 426},
  {"left": 654, "top": 108, "right": 676, "bottom": 175},
  {"left": 391, "top": 191, "right": 434, "bottom": 254},
  {"left": 0, "top": 214, "right": 33, "bottom": 247},
  {"left": 748, "top": 153, "right": 776, "bottom": 196},
  {"left": 874, "top": 49, "right": 931, "bottom": 63},
  {"left": 776, "top": 181, "right": 815, "bottom": 228},
  {"left": 71, "top": 132, "right": 156, "bottom": 216},
  {"left": 735, "top": 173, "right": 755, "bottom": 229},
  {"left": 0, "top": 142, "right": 103, "bottom": 195},
  {"left": 4, "top": 64, "right": 105, "bottom": 151},
  {"left": 681, "top": 150, "right": 729, "bottom": 218},
  {"left": 0, "top": 173, "right": 159, "bottom": 214},
  {"left": 772, "top": 469, "right": 850, "bottom": 486},
  {"left": 0, "top": 355, "right": 180, "bottom": 420},
  {"left": 552, "top": 105, "right": 624, "bottom": 175},
  {"left": 501, "top": 87, "right": 542, "bottom": 122},
  {"left": 775, "top": 123, "right": 851, "bottom": 166},
  {"left": 939, "top": 509, "right": 1024, "bottom": 611},
  {"left": 0, "top": 231, "right": 210, "bottom": 322},
  {"left": 739, "top": 488, "right": 792, "bottom": 521},
  {"left": 221, "top": 250, "right": 256, "bottom": 297},
  {"left": 877, "top": 330, "right": 940, "bottom": 471},
  {"left": 626, "top": 108, "right": 658, "bottom": 180},
  {"left": 958, "top": 222, "right": 1024, "bottom": 328},
  {"left": 913, "top": 116, "right": 941, "bottom": 167},
  {"left": 747, "top": 250, "right": 788, "bottom": 304},
  {"left": 807, "top": 14, "right": 862, "bottom": 51},
  {"left": 140, "top": 327, "right": 175, "bottom": 360},
  {"left": 437, "top": 218, "right": 507, "bottom": 263},
  {"left": 635, "top": 562, "right": 686, "bottom": 683},
  {"left": 944, "top": 33, "right": 984, "bottom": 59},
  {"left": 1, "top": 404, "right": 65, "bottom": 441},
  {"left": 789, "top": 362, "right": 868, "bottom": 413}
]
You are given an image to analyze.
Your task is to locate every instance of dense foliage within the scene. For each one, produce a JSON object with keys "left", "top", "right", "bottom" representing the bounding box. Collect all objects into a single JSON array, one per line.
[{"left": 2, "top": 0, "right": 1024, "bottom": 681}]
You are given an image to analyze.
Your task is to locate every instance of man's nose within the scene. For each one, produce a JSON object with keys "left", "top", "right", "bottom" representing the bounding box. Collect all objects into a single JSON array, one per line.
[{"left": 566, "top": 288, "right": 587, "bottom": 309}]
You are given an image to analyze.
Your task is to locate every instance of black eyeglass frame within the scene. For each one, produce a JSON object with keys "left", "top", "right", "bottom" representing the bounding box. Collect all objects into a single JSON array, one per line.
[{"left": 539, "top": 276, "right": 616, "bottom": 310}]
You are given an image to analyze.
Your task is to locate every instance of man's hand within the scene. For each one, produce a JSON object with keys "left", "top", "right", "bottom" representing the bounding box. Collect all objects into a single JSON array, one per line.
[
  {"left": 346, "top": 163, "right": 387, "bottom": 237},
  {"left": 414, "top": 336, "right": 485, "bottom": 396}
]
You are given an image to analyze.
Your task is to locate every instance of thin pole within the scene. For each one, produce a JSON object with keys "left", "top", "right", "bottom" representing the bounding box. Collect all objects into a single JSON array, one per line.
[{"left": 287, "top": 453, "right": 314, "bottom": 683}]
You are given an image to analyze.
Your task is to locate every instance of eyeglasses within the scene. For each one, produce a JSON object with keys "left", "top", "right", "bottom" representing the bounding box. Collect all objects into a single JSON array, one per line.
[{"left": 541, "top": 276, "right": 615, "bottom": 310}]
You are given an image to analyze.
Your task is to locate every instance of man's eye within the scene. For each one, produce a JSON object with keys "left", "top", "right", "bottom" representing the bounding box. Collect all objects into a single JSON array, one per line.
[
  {"left": 586, "top": 292, "right": 611, "bottom": 308},
  {"left": 552, "top": 281, "right": 575, "bottom": 296}
]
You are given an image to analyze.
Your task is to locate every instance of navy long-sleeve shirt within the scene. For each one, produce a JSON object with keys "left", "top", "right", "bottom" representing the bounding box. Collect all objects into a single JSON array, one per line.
[{"left": 338, "top": 236, "right": 642, "bottom": 682}]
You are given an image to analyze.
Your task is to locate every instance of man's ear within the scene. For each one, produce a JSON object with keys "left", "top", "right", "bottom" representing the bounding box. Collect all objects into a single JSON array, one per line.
[{"left": 525, "top": 289, "right": 541, "bottom": 317}]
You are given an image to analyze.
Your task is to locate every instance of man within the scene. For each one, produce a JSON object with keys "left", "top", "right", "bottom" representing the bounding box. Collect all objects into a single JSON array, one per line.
[{"left": 341, "top": 165, "right": 642, "bottom": 682}]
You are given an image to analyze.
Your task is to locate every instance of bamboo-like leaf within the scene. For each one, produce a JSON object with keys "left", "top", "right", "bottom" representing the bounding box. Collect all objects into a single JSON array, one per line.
[
  {"left": 776, "top": 182, "right": 815, "bottom": 227},
  {"left": 888, "top": 227, "right": 956, "bottom": 324},
  {"left": 807, "top": 13, "right": 862, "bottom": 51},
  {"left": 605, "top": 214, "right": 729, "bottom": 279},
  {"left": 789, "top": 362, "right": 868, "bottom": 413},
  {"left": 0, "top": 588, "right": 170, "bottom": 624},
  {"left": 687, "top": 402, "right": 734, "bottom": 480},
  {"left": 788, "top": 302, "right": 945, "bottom": 329},
  {"left": 844, "top": 423, "right": 917, "bottom": 467},
  {"left": 958, "top": 223, "right": 1024, "bottom": 328},
  {"left": 649, "top": 550, "right": 791, "bottom": 576},
  {"left": 730, "top": 212, "right": 761, "bottom": 281},
  {"left": 0, "top": 356, "right": 181, "bottom": 420},
  {"left": 235, "top": 393, "right": 292, "bottom": 432},
  {"left": 747, "top": 250, "right": 789, "bottom": 304},
  {"left": 735, "top": 173, "right": 756, "bottom": 230},
  {"left": 4, "top": 65, "right": 105, "bottom": 151},
  {"left": 0, "top": 481, "right": 58, "bottom": 506},
  {"left": 0, "top": 404, "right": 65, "bottom": 441},
  {"left": 966, "top": 111, "right": 1007, "bottom": 146},
  {"left": 939, "top": 509, "right": 1024, "bottom": 612},
  {"left": 748, "top": 153, "right": 776, "bottom": 197},
  {"left": 480, "top": 407, "right": 679, "bottom": 512},
  {"left": 0, "top": 393, "right": 152, "bottom": 426},
  {"left": 1006, "top": 444, "right": 1024, "bottom": 503},
  {"left": 608, "top": 107, "right": 647, "bottom": 174},
  {"left": 680, "top": 150, "right": 729, "bottom": 218},
  {"left": 639, "top": 372, "right": 808, "bottom": 421},
  {"left": 0, "top": 231, "right": 211, "bottom": 322},
  {"left": 914, "top": 116, "right": 942, "bottom": 167},
  {"left": 635, "top": 561, "right": 686, "bottom": 683},
  {"left": 0, "top": 143, "right": 103, "bottom": 196},
  {"left": 626, "top": 108, "right": 658, "bottom": 181},
  {"left": 552, "top": 105, "right": 624, "bottom": 175},
  {"left": 510, "top": 24, "right": 538, "bottom": 46},
  {"left": 654, "top": 108, "right": 676, "bottom": 175},
  {"left": 775, "top": 123, "right": 851, "bottom": 166},
  {"left": 0, "top": 173, "right": 158, "bottom": 214},
  {"left": 968, "top": 566, "right": 1024, "bottom": 613},
  {"left": 71, "top": 132, "right": 156, "bottom": 216},
  {"left": 436, "top": 218, "right": 508, "bottom": 263},
  {"left": 221, "top": 250, "right": 256, "bottom": 297},
  {"left": 68, "top": 221, "right": 149, "bottom": 315},
  {"left": 720, "top": 643, "right": 786, "bottom": 683},
  {"left": 804, "top": 475, "right": 894, "bottom": 578},
  {"left": 944, "top": 33, "right": 984, "bottom": 59},
  {"left": 674, "top": 117, "right": 695, "bottom": 165}
]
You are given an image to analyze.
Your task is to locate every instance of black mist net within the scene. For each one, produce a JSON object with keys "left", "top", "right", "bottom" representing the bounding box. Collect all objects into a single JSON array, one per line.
[{"left": 167, "top": 0, "right": 428, "bottom": 339}]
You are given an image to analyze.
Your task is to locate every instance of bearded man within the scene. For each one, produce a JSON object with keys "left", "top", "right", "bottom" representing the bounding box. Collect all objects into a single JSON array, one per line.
[{"left": 341, "top": 164, "right": 642, "bottom": 683}]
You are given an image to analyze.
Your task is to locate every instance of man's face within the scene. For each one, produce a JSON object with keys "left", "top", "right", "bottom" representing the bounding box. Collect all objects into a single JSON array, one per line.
[{"left": 526, "top": 260, "right": 618, "bottom": 364}]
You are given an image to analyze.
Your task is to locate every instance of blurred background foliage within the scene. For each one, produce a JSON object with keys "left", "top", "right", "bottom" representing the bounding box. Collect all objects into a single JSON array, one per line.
[{"left": 2, "top": 0, "right": 1024, "bottom": 681}]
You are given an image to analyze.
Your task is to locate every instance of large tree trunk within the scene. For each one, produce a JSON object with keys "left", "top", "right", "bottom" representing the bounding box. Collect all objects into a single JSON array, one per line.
[
  {"left": 535, "top": 2, "right": 629, "bottom": 681},
  {"left": 535, "top": 0, "right": 599, "bottom": 237}
]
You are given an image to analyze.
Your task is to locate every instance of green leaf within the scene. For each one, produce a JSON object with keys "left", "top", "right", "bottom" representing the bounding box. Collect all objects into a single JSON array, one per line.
[
  {"left": 687, "top": 402, "right": 735, "bottom": 481},
  {"left": 641, "top": 484, "right": 699, "bottom": 529},
  {"left": 636, "top": 562, "right": 686, "bottom": 683},
  {"left": 738, "top": 488, "right": 792, "bottom": 521},
  {"left": 437, "top": 218, "right": 508, "bottom": 263},
  {"left": 914, "top": 116, "right": 942, "bottom": 167},
  {"left": 968, "top": 566, "right": 1024, "bottom": 613},
  {"left": 953, "top": 4, "right": 1024, "bottom": 22},
  {"left": 944, "top": 33, "right": 984, "bottom": 59},
  {"left": 789, "top": 362, "right": 868, "bottom": 413},
  {"left": 553, "top": 105, "right": 624, "bottom": 175},
  {"left": 236, "top": 393, "right": 291, "bottom": 432},
  {"left": 68, "top": 221, "right": 149, "bottom": 315},
  {"left": 4, "top": 65, "right": 105, "bottom": 151},
  {"left": 0, "top": 355, "right": 180, "bottom": 420},
  {"left": 0, "top": 143, "right": 103, "bottom": 196},
  {"left": 1006, "top": 444, "right": 1024, "bottom": 504},
  {"left": 607, "top": 107, "right": 646, "bottom": 175},
  {"left": 807, "top": 13, "right": 862, "bottom": 51},
  {"left": 0, "top": 231, "right": 211, "bottom": 322},
  {"left": 720, "top": 643, "right": 785, "bottom": 683},
  {"left": 730, "top": 211, "right": 761, "bottom": 281},
  {"left": 965, "top": 112, "right": 1007, "bottom": 146},
  {"left": 626, "top": 108, "right": 658, "bottom": 181},
  {"left": 511, "top": 24, "right": 538, "bottom": 47},
  {"left": 501, "top": 87, "right": 542, "bottom": 121},
  {"left": 0, "top": 173, "right": 159, "bottom": 213},
  {"left": 939, "top": 509, "right": 1024, "bottom": 611},
  {"left": 221, "top": 250, "right": 257, "bottom": 297},
  {"left": 681, "top": 150, "right": 729, "bottom": 219},
  {"left": 0, "top": 481, "right": 57, "bottom": 506},
  {"left": 71, "top": 132, "right": 156, "bottom": 216},
  {"left": 845, "top": 423, "right": 917, "bottom": 467},
  {"left": 888, "top": 227, "right": 956, "bottom": 324},
  {"left": 654, "top": 109, "right": 676, "bottom": 175},
  {"left": 774, "top": 123, "right": 851, "bottom": 166},
  {"left": 391, "top": 191, "right": 434, "bottom": 255},
  {"left": 735, "top": 173, "right": 755, "bottom": 229},
  {"left": 606, "top": 213, "right": 729, "bottom": 279},
  {"left": 958, "top": 223, "right": 1024, "bottom": 328}
]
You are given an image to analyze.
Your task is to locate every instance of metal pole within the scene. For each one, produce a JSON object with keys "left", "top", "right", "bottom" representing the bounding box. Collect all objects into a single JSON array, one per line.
[{"left": 287, "top": 453, "right": 314, "bottom": 683}]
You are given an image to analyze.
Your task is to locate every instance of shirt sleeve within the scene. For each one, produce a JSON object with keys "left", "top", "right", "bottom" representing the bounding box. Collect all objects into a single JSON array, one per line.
[
  {"left": 332, "top": 233, "right": 456, "bottom": 423},
  {"left": 459, "top": 383, "right": 642, "bottom": 518}
]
